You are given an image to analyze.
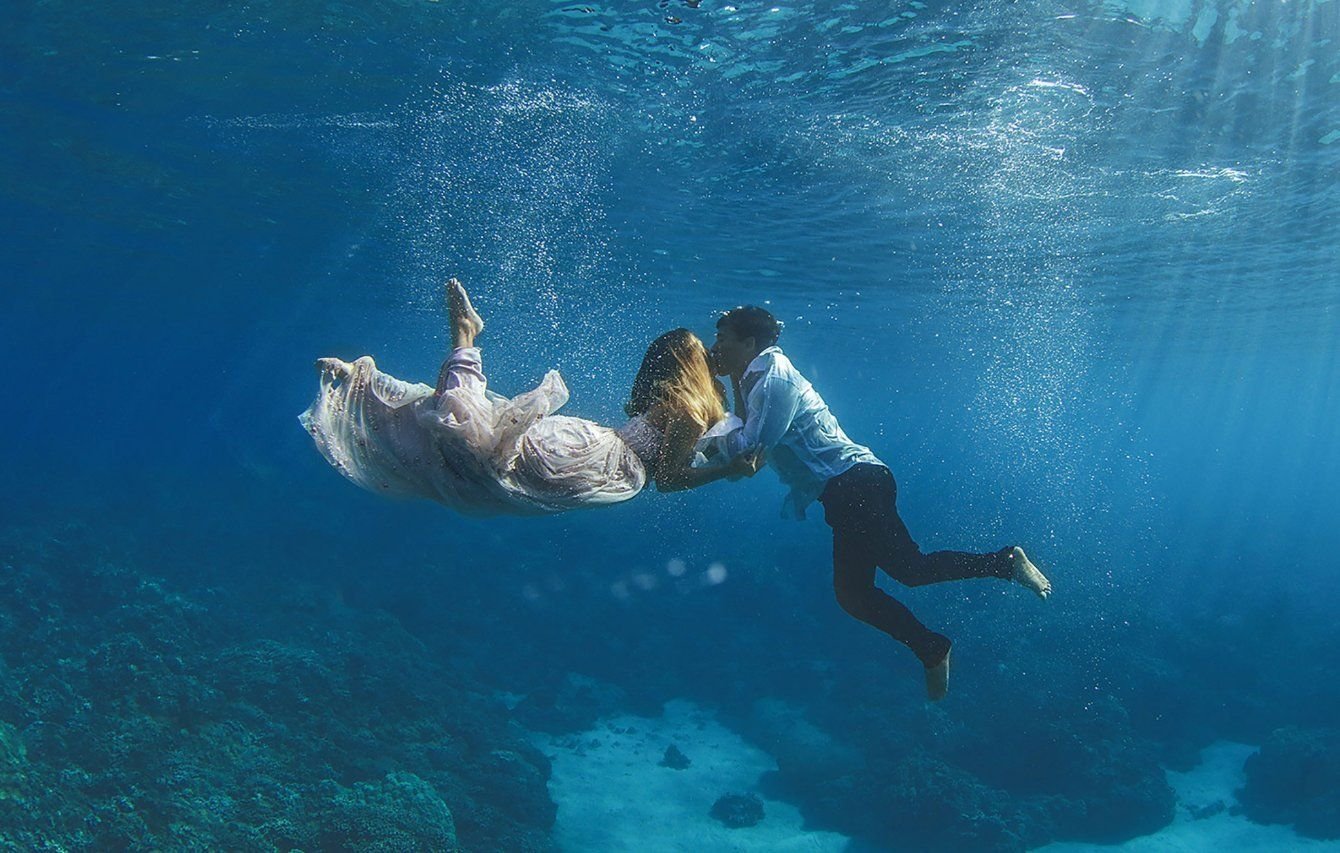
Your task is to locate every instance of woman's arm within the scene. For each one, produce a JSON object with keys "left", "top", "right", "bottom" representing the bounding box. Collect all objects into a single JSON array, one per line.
[{"left": 654, "top": 413, "right": 760, "bottom": 493}]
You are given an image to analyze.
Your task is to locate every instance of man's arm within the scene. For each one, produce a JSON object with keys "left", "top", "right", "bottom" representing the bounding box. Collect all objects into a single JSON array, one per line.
[{"left": 722, "top": 369, "right": 801, "bottom": 460}]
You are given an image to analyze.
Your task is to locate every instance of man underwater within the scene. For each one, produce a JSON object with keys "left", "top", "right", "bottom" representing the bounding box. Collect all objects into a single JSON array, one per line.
[{"left": 704, "top": 305, "right": 1051, "bottom": 701}]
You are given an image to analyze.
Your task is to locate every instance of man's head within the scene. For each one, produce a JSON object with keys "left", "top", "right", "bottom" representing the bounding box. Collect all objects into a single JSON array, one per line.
[{"left": 710, "top": 305, "right": 782, "bottom": 378}]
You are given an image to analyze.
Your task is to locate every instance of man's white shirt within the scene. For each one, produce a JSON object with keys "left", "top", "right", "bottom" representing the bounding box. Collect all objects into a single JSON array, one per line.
[{"left": 722, "top": 346, "right": 881, "bottom": 518}]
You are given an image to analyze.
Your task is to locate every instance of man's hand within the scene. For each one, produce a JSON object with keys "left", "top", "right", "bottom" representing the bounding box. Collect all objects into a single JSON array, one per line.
[
  {"left": 745, "top": 450, "right": 766, "bottom": 474},
  {"left": 728, "top": 450, "right": 765, "bottom": 478}
]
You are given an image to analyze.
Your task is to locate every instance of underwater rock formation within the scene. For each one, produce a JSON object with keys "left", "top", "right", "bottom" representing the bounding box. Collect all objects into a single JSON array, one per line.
[
  {"left": 1239, "top": 726, "right": 1340, "bottom": 839},
  {"left": 956, "top": 693, "right": 1176, "bottom": 843},
  {"left": 767, "top": 747, "right": 1048, "bottom": 853},
  {"left": 749, "top": 686, "right": 1174, "bottom": 851},
  {"left": 659, "top": 743, "right": 691, "bottom": 769},
  {"left": 0, "top": 526, "right": 555, "bottom": 851},
  {"left": 709, "top": 792, "right": 765, "bottom": 828}
]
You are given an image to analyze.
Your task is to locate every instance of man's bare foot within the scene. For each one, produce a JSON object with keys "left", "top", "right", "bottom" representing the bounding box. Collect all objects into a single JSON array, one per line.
[
  {"left": 1011, "top": 546, "right": 1052, "bottom": 600},
  {"left": 446, "top": 277, "right": 484, "bottom": 345},
  {"left": 315, "top": 357, "right": 351, "bottom": 379},
  {"left": 925, "top": 647, "right": 950, "bottom": 702}
]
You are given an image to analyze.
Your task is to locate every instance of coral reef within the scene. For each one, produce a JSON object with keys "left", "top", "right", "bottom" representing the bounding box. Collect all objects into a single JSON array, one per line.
[
  {"left": 0, "top": 526, "right": 554, "bottom": 851},
  {"left": 11, "top": 503, "right": 1335, "bottom": 853},
  {"left": 307, "top": 772, "right": 461, "bottom": 852}
]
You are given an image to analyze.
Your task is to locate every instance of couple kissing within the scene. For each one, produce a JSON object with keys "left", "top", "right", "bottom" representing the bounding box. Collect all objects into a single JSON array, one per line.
[{"left": 302, "top": 277, "right": 1051, "bottom": 699}]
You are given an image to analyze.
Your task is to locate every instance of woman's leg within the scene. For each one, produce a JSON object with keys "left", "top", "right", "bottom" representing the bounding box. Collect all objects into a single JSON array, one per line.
[
  {"left": 436, "top": 278, "right": 488, "bottom": 398},
  {"left": 435, "top": 347, "right": 487, "bottom": 398},
  {"left": 448, "top": 277, "right": 483, "bottom": 349}
]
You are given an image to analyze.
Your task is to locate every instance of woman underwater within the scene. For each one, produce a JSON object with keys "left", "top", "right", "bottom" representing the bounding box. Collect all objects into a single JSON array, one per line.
[{"left": 301, "top": 279, "right": 756, "bottom": 515}]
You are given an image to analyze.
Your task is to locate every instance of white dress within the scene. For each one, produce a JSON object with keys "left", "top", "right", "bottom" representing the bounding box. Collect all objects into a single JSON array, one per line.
[{"left": 299, "top": 349, "right": 651, "bottom": 516}]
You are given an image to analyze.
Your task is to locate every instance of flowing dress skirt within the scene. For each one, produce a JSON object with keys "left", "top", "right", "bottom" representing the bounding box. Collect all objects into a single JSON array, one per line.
[{"left": 299, "top": 349, "right": 646, "bottom": 516}]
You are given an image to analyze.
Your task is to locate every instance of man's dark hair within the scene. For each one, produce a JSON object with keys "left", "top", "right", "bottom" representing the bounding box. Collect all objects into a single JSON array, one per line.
[{"left": 717, "top": 305, "right": 783, "bottom": 349}]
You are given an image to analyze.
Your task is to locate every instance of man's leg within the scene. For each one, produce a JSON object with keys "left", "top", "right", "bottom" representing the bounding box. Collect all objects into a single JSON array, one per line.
[
  {"left": 824, "top": 467, "right": 952, "bottom": 699},
  {"left": 866, "top": 468, "right": 1014, "bottom": 588},
  {"left": 832, "top": 528, "right": 952, "bottom": 670}
]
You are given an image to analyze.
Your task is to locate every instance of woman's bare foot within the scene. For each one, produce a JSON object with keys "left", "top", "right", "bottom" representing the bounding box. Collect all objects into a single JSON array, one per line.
[
  {"left": 925, "top": 647, "right": 951, "bottom": 702},
  {"left": 447, "top": 278, "right": 484, "bottom": 348},
  {"left": 1011, "top": 546, "right": 1052, "bottom": 599}
]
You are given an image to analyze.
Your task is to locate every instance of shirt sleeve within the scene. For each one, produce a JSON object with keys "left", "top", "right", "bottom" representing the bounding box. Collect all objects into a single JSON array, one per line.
[{"left": 724, "top": 368, "right": 802, "bottom": 458}]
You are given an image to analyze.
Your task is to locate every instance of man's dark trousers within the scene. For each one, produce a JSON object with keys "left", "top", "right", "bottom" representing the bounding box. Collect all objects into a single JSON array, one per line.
[{"left": 818, "top": 462, "right": 1013, "bottom": 666}]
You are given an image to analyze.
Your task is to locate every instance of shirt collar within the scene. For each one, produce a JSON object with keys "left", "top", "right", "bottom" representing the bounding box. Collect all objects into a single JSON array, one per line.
[{"left": 743, "top": 346, "right": 782, "bottom": 378}]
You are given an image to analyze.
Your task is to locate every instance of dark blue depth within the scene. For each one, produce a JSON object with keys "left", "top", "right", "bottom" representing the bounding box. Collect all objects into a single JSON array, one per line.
[{"left": 2, "top": 0, "right": 1338, "bottom": 849}]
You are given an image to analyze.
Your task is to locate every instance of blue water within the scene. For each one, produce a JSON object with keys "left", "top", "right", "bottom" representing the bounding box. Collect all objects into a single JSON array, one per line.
[{"left": 3, "top": 0, "right": 1339, "bottom": 849}]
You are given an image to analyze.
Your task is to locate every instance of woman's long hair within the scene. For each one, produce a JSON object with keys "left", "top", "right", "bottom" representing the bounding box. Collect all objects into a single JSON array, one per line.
[{"left": 625, "top": 329, "right": 726, "bottom": 431}]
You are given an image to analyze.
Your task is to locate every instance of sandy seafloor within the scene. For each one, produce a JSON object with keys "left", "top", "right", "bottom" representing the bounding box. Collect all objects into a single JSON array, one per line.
[
  {"left": 530, "top": 701, "right": 1340, "bottom": 852},
  {"left": 531, "top": 700, "right": 849, "bottom": 852}
]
